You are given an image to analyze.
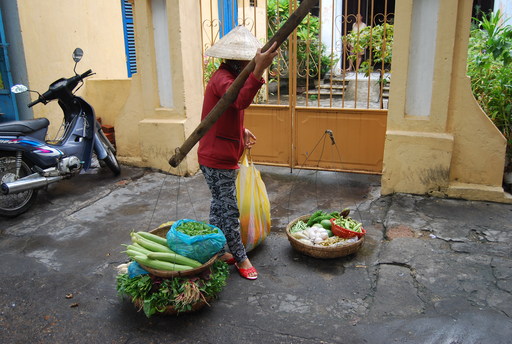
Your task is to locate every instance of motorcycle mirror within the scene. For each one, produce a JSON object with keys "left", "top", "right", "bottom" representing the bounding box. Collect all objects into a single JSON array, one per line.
[
  {"left": 72, "top": 48, "right": 83, "bottom": 63},
  {"left": 11, "top": 84, "right": 28, "bottom": 94}
]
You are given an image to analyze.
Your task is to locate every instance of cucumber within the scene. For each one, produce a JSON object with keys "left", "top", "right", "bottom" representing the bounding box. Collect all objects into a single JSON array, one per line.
[
  {"left": 130, "top": 232, "right": 175, "bottom": 253},
  {"left": 147, "top": 252, "right": 202, "bottom": 268},
  {"left": 125, "top": 244, "right": 152, "bottom": 256},
  {"left": 132, "top": 254, "right": 193, "bottom": 271},
  {"left": 125, "top": 249, "right": 145, "bottom": 259},
  {"left": 136, "top": 231, "right": 168, "bottom": 247}
]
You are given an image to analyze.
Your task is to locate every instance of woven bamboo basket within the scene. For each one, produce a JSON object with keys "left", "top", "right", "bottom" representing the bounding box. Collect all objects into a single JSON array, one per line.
[
  {"left": 137, "top": 225, "right": 218, "bottom": 278},
  {"left": 286, "top": 215, "right": 364, "bottom": 259}
]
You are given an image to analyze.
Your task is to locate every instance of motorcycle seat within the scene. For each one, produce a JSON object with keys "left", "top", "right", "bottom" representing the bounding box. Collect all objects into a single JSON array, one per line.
[{"left": 0, "top": 118, "right": 50, "bottom": 135}]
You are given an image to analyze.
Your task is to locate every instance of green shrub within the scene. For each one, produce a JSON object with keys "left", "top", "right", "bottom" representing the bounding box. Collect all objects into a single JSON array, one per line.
[
  {"left": 345, "top": 23, "right": 394, "bottom": 74},
  {"left": 467, "top": 10, "right": 512, "bottom": 164},
  {"left": 203, "top": 56, "right": 221, "bottom": 87},
  {"left": 267, "top": 0, "right": 338, "bottom": 81}
]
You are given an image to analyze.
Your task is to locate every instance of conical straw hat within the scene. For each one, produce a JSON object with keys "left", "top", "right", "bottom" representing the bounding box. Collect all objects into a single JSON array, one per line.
[{"left": 205, "top": 25, "right": 263, "bottom": 61}]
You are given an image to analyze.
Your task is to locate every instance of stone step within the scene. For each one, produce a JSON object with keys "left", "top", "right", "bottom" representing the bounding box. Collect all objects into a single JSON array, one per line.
[
  {"left": 310, "top": 90, "right": 345, "bottom": 97},
  {"left": 324, "top": 77, "right": 350, "bottom": 85},
  {"left": 317, "top": 84, "right": 347, "bottom": 91},
  {"left": 307, "top": 78, "right": 390, "bottom": 100},
  {"left": 382, "top": 86, "right": 390, "bottom": 99}
]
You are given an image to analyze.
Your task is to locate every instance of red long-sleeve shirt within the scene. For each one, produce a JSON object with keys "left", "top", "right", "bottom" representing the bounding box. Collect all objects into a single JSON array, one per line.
[{"left": 198, "top": 63, "right": 264, "bottom": 169}]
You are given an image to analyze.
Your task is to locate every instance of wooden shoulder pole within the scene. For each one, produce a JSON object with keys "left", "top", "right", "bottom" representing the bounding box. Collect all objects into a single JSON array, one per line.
[{"left": 169, "top": 0, "right": 319, "bottom": 168}]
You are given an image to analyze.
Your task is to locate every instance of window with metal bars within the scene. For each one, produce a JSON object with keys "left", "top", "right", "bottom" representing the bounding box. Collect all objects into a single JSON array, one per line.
[{"left": 121, "top": 0, "right": 137, "bottom": 77}]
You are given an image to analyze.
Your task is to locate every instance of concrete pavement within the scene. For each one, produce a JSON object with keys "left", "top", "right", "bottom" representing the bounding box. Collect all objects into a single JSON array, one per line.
[{"left": 1, "top": 163, "right": 511, "bottom": 343}]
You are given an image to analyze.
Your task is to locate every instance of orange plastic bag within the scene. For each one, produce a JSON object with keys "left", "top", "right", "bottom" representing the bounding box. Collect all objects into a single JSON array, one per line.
[{"left": 236, "top": 150, "right": 271, "bottom": 252}]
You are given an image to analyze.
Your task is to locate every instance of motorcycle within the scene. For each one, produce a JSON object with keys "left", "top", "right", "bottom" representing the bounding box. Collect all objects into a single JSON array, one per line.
[{"left": 0, "top": 48, "right": 121, "bottom": 217}]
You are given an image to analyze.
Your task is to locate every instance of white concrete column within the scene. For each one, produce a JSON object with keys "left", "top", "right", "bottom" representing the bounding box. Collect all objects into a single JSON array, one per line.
[
  {"left": 151, "top": 0, "right": 173, "bottom": 108},
  {"left": 321, "top": 0, "right": 343, "bottom": 75},
  {"left": 405, "top": 0, "right": 439, "bottom": 118}
]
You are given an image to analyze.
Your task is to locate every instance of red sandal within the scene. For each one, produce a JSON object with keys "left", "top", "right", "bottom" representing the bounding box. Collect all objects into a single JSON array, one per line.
[
  {"left": 220, "top": 254, "right": 236, "bottom": 265},
  {"left": 225, "top": 257, "right": 236, "bottom": 265},
  {"left": 235, "top": 263, "right": 258, "bottom": 280}
]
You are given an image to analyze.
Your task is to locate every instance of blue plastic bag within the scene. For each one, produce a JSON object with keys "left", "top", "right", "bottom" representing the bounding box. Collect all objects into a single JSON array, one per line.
[
  {"left": 166, "top": 219, "right": 226, "bottom": 263},
  {"left": 128, "top": 261, "right": 148, "bottom": 278}
]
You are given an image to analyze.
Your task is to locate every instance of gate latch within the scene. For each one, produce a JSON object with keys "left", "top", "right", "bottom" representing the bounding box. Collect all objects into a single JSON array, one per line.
[{"left": 325, "top": 129, "right": 336, "bottom": 145}]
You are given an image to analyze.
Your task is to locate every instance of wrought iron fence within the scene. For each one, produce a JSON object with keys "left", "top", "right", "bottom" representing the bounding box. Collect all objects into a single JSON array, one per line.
[{"left": 200, "top": 0, "right": 395, "bottom": 109}]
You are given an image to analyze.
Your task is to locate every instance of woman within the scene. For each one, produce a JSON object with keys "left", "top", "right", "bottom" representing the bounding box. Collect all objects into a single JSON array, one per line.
[
  {"left": 198, "top": 26, "right": 277, "bottom": 280},
  {"left": 347, "top": 14, "right": 367, "bottom": 72}
]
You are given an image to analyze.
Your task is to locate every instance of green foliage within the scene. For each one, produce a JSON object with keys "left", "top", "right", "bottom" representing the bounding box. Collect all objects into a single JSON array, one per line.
[
  {"left": 203, "top": 57, "right": 221, "bottom": 86},
  {"left": 267, "top": 0, "right": 289, "bottom": 20},
  {"left": 116, "top": 260, "right": 229, "bottom": 317},
  {"left": 345, "top": 23, "right": 394, "bottom": 74},
  {"left": 267, "top": 0, "right": 338, "bottom": 80},
  {"left": 467, "top": 10, "right": 512, "bottom": 153},
  {"left": 177, "top": 220, "right": 218, "bottom": 236}
]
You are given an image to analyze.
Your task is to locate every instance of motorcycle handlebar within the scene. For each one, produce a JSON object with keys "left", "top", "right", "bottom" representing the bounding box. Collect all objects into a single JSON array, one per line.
[
  {"left": 66, "top": 69, "right": 94, "bottom": 89},
  {"left": 81, "top": 69, "right": 93, "bottom": 79},
  {"left": 27, "top": 98, "right": 41, "bottom": 108},
  {"left": 27, "top": 69, "right": 94, "bottom": 108}
]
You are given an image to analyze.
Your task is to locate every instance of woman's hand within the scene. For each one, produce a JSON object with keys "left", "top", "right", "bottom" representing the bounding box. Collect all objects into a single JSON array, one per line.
[
  {"left": 244, "top": 128, "right": 257, "bottom": 149},
  {"left": 253, "top": 42, "right": 278, "bottom": 79}
]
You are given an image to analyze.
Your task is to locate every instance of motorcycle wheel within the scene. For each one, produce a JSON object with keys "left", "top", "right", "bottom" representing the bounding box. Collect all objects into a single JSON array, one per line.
[
  {"left": 0, "top": 154, "right": 38, "bottom": 217},
  {"left": 97, "top": 130, "right": 121, "bottom": 176}
]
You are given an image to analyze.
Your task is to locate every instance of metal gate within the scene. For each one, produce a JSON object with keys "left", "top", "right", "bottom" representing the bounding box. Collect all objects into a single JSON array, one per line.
[{"left": 200, "top": 0, "right": 394, "bottom": 174}]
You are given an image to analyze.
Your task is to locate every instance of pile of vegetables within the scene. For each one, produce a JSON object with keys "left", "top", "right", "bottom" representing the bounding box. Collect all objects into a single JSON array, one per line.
[
  {"left": 125, "top": 231, "right": 203, "bottom": 272},
  {"left": 167, "top": 219, "right": 226, "bottom": 263},
  {"left": 289, "top": 209, "right": 363, "bottom": 246},
  {"left": 116, "top": 221, "right": 229, "bottom": 317},
  {"left": 116, "top": 260, "right": 229, "bottom": 317},
  {"left": 332, "top": 217, "right": 364, "bottom": 234}
]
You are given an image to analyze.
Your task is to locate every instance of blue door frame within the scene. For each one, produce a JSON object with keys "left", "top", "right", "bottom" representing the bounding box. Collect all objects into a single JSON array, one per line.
[
  {"left": 0, "top": 10, "right": 18, "bottom": 122},
  {"left": 218, "top": 0, "right": 238, "bottom": 37}
]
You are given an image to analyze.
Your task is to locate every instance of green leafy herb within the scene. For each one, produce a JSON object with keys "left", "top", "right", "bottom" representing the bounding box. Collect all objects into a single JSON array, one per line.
[
  {"left": 177, "top": 221, "right": 218, "bottom": 236},
  {"left": 116, "top": 260, "right": 229, "bottom": 317}
]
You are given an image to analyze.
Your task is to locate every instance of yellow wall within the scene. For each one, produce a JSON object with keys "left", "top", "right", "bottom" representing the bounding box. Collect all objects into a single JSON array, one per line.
[
  {"left": 111, "top": 0, "right": 267, "bottom": 174},
  {"left": 110, "top": 0, "right": 265, "bottom": 175},
  {"left": 84, "top": 79, "right": 131, "bottom": 125},
  {"left": 17, "top": 0, "right": 127, "bottom": 137},
  {"left": 382, "top": 0, "right": 511, "bottom": 203},
  {"left": 113, "top": 0, "right": 203, "bottom": 174}
]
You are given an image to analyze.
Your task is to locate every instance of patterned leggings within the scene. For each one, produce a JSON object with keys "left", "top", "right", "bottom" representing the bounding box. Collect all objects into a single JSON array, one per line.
[{"left": 200, "top": 165, "right": 248, "bottom": 263}]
